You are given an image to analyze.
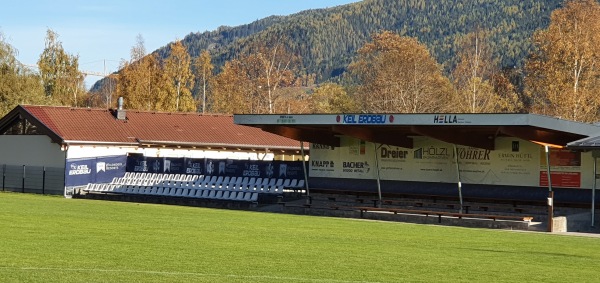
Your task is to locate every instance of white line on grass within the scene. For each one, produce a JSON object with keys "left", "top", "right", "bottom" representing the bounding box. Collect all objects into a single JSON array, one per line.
[{"left": 0, "top": 267, "right": 385, "bottom": 283}]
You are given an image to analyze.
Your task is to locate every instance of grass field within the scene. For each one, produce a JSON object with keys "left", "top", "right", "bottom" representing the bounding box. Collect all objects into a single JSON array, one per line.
[{"left": 0, "top": 192, "right": 599, "bottom": 283}]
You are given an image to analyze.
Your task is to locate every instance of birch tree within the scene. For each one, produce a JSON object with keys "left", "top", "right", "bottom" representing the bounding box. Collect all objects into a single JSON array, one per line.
[
  {"left": 524, "top": 0, "right": 600, "bottom": 122},
  {"left": 37, "top": 29, "right": 85, "bottom": 107},
  {"left": 162, "top": 40, "right": 195, "bottom": 112},
  {"left": 0, "top": 32, "right": 46, "bottom": 115},
  {"left": 452, "top": 30, "right": 522, "bottom": 113},
  {"left": 193, "top": 50, "right": 213, "bottom": 113}
]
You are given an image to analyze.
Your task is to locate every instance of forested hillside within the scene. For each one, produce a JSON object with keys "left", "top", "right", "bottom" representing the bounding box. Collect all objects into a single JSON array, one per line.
[
  {"left": 155, "top": 0, "right": 562, "bottom": 82},
  {"left": 4, "top": 0, "right": 599, "bottom": 122}
]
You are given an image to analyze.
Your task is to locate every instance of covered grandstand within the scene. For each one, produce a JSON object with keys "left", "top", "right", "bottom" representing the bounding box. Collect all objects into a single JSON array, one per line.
[{"left": 235, "top": 113, "right": 600, "bottom": 230}]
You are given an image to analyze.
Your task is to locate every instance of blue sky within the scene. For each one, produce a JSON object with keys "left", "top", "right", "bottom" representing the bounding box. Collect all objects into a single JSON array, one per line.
[{"left": 1, "top": 0, "right": 359, "bottom": 88}]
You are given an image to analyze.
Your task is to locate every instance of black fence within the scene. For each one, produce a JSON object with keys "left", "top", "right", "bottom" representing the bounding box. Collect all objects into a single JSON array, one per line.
[{"left": 1, "top": 164, "right": 65, "bottom": 195}]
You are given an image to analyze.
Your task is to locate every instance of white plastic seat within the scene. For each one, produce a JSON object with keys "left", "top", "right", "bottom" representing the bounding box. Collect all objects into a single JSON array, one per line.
[
  {"left": 208, "top": 190, "right": 216, "bottom": 199},
  {"left": 201, "top": 189, "right": 210, "bottom": 198},
  {"left": 236, "top": 191, "right": 246, "bottom": 201},
  {"left": 222, "top": 190, "right": 231, "bottom": 199},
  {"left": 243, "top": 191, "right": 252, "bottom": 201},
  {"left": 250, "top": 192, "right": 258, "bottom": 202},
  {"left": 228, "top": 191, "right": 237, "bottom": 200},
  {"left": 282, "top": 179, "right": 292, "bottom": 187}
]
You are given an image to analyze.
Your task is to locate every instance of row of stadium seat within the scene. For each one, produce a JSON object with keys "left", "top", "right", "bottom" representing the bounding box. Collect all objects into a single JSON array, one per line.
[
  {"left": 122, "top": 172, "right": 198, "bottom": 182},
  {"left": 111, "top": 175, "right": 305, "bottom": 192},
  {"left": 86, "top": 183, "right": 258, "bottom": 202}
]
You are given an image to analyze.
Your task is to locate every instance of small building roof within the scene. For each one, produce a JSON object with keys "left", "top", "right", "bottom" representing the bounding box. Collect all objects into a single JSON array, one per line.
[
  {"left": 234, "top": 113, "right": 600, "bottom": 150},
  {"left": 0, "top": 105, "right": 305, "bottom": 153},
  {"left": 567, "top": 135, "right": 600, "bottom": 150}
]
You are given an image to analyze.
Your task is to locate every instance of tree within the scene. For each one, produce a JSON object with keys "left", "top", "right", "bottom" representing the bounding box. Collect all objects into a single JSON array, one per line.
[
  {"left": 117, "top": 35, "right": 163, "bottom": 111},
  {"left": 254, "top": 38, "right": 298, "bottom": 114},
  {"left": 193, "top": 50, "right": 213, "bottom": 113},
  {"left": 162, "top": 40, "right": 195, "bottom": 112},
  {"left": 452, "top": 30, "right": 522, "bottom": 113},
  {"left": 524, "top": 0, "right": 600, "bottom": 122},
  {"left": 0, "top": 32, "right": 46, "bottom": 116},
  {"left": 209, "top": 59, "right": 251, "bottom": 114},
  {"left": 37, "top": 29, "right": 85, "bottom": 107},
  {"left": 349, "top": 31, "right": 454, "bottom": 113},
  {"left": 209, "top": 37, "right": 299, "bottom": 114},
  {"left": 309, "top": 83, "right": 357, "bottom": 113}
]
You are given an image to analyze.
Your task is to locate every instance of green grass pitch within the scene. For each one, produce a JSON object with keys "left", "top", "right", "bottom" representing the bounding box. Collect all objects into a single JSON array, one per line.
[{"left": 0, "top": 192, "right": 599, "bottom": 283}]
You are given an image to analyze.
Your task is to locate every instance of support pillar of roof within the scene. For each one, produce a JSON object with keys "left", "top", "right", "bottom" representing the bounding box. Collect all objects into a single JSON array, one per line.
[
  {"left": 373, "top": 143, "right": 382, "bottom": 208},
  {"left": 453, "top": 144, "right": 464, "bottom": 214},
  {"left": 592, "top": 151, "right": 600, "bottom": 227},
  {"left": 300, "top": 141, "right": 310, "bottom": 204},
  {"left": 543, "top": 145, "right": 554, "bottom": 232},
  {"left": 410, "top": 126, "right": 495, "bottom": 150}
]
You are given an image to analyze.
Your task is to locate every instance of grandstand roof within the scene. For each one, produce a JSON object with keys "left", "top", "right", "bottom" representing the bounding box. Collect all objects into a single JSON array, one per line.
[
  {"left": 234, "top": 113, "right": 600, "bottom": 150},
  {"left": 0, "top": 105, "right": 305, "bottom": 152},
  {"left": 567, "top": 134, "right": 600, "bottom": 150}
]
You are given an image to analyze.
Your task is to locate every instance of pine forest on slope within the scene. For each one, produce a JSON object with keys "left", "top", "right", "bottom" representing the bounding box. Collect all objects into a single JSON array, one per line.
[{"left": 163, "top": 0, "right": 559, "bottom": 79}]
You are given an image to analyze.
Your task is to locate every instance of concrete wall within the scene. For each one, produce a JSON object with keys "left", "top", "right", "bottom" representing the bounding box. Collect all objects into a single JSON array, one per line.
[{"left": 0, "top": 135, "right": 65, "bottom": 168}]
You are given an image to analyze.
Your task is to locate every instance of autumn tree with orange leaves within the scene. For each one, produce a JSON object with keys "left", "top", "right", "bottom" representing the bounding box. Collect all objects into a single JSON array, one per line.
[
  {"left": 349, "top": 31, "right": 454, "bottom": 113},
  {"left": 525, "top": 0, "right": 600, "bottom": 122}
]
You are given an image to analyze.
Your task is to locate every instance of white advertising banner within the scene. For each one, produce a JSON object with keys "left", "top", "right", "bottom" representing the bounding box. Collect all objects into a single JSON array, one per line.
[{"left": 310, "top": 136, "right": 590, "bottom": 188}]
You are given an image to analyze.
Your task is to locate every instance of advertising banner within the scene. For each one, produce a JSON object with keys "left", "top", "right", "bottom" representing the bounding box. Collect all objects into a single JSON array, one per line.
[
  {"left": 309, "top": 143, "right": 339, "bottom": 178},
  {"left": 65, "top": 155, "right": 126, "bottom": 186},
  {"left": 272, "top": 161, "right": 305, "bottom": 179},
  {"left": 162, "top": 157, "right": 186, "bottom": 174},
  {"left": 184, "top": 158, "right": 204, "bottom": 175},
  {"left": 65, "top": 158, "right": 95, "bottom": 187},
  {"left": 539, "top": 148, "right": 582, "bottom": 188},
  {"left": 95, "top": 155, "right": 127, "bottom": 183},
  {"left": 310, "top": 136, "right": 588, "bottom": 188}
]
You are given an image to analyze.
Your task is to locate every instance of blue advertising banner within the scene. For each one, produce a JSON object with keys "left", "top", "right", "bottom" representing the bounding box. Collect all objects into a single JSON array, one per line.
[
  {"left": 124, "top": 156, "right": 305, "bottom": 180},
  {"left": 163, "top": 157, "right": 186, "bottom": 174},
  {"left": 95, "top": 155, "right": 127, "bottom": 183},
  {"left": 272, "top": 161, "right": 304, "bottom": 179},
  {"left": 65, "top": 155, "right": 126, "bottom": 186},
  {"left": 184, "top": 158, "right": 204, "bottom": 175},
  {"left": 65, "top": 158, "right": 95, "bottom": 187},
  {"left": 126, "top": 155, "right": 148, "bottom": 172}
]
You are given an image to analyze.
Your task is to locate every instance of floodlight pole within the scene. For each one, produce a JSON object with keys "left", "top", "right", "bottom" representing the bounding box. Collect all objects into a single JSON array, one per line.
[
  {"left": 300, "top": 141, "right": 310, "bottom": 204},
  {"left": 374, "top": 143, "right": 382, "bottom": 208},
  {"left": 453, "top": 145, "right": 464, "bottom": 214},
  {"left": 544, "top": 145, "right": 554, "bottom": 232}
]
